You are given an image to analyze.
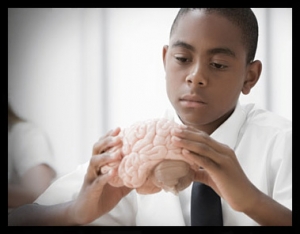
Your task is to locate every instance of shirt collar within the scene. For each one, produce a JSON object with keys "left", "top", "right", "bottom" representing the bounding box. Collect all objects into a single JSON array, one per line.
[
  {"left": 171, "top": 102, "right": 246, "bottom": 150},
  {"left": 210, "top": 102, "right": 246, "bottom": 150}
]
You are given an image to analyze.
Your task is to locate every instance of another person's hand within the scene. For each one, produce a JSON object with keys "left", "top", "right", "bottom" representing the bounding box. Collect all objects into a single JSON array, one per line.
[{"left": 68, "top": 128, "right": 133, "bottom": 225}]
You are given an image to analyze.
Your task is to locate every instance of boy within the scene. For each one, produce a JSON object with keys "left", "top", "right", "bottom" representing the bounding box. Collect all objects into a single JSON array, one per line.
[{"left": 8, "top": 8, "right": 292, "bottom": 226}]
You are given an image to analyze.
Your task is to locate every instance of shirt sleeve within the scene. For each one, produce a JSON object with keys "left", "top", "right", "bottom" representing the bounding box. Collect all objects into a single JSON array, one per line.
[
  {"left": 269, "top": 128, "right": 292, "bottom": 210},
  {"left": 11, "top": 122, "right": 56, "bottom": 177},
  {"left": 35, "top": 162, "right": 89, "bottom": 205}
]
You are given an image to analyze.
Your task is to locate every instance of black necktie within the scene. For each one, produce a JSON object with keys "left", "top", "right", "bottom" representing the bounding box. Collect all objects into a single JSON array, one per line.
[{"left": 191, "top": 181, "right": 223, "bottom": 226}]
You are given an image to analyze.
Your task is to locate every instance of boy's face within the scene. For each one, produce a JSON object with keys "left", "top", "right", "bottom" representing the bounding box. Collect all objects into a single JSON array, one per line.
[{"left": 163, "top": 10, "right": 253, "bottom": 133}]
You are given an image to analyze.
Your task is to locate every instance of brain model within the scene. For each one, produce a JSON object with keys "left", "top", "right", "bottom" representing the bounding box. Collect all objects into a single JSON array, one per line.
[{"left": 101, "top": 118, "right": 198, "bottom": 195}]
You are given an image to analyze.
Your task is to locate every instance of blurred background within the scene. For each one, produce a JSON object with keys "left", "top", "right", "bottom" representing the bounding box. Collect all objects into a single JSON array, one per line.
[{"left": 8, "top": 8, "right": 292, "bottom": 177}]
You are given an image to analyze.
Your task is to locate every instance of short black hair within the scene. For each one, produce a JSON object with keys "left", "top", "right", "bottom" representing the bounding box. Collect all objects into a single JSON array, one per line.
[{"left": 170, "top": 8, "right": 259, "bottom": 63}]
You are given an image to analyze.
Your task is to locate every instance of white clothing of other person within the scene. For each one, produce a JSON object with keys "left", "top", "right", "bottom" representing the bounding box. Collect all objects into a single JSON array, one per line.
[
  {"left": 8, "top": 119, "right": 57, "bottom": 212},
  {"left": 34, "top": 102, "right": 292, "bottom": 226}
]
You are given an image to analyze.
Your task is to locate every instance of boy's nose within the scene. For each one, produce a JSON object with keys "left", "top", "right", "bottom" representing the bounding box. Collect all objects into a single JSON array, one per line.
[{"left": 185, "top": 69, "right": 208, "bottom": 86}]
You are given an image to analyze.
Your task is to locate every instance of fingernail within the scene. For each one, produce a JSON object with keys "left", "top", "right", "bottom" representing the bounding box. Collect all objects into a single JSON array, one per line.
[
  {"left": 172, "top": 136, "right": 181, "bottom": 141},
  {"left": 179, "top": 124, "right": 187, "bottom": 129},
  {"left": 171, "top": 128, "right": 182, "bottom": 134}
]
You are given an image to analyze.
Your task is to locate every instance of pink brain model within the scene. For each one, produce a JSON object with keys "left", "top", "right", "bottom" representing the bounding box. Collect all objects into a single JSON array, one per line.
[{"left": 102, "top": 118, "right": 197, "bottom": 195}]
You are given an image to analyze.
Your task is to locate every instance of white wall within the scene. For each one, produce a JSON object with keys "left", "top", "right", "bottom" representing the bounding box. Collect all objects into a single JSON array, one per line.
[
  {"left": 8, "top": 8, "right": 292, "bottom": 177},
  {"left": 268, "top": 8, "right": 292, "bottom": 119},
  {"left": 8, "top": 8, "right": 105, "bottom": 176},
  {"left": 239, "top": 8, "right": 292, "bottom": 119},
  {"left": 106, "top": 8, "right": 177, "bottom": 129}
]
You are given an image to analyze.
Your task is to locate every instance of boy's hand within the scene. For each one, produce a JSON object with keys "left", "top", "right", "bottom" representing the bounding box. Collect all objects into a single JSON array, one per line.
[
  {"left": 171, "top": 125, "right": 259, "bottom": 213},
  {"left": 68, "top": 128, "right": 132, "bottom": 225}
]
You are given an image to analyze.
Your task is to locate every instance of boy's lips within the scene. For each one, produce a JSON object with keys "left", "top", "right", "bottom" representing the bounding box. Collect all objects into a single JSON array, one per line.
[{"left": 179, "top": 94, "right": 207, "bottom": 108}]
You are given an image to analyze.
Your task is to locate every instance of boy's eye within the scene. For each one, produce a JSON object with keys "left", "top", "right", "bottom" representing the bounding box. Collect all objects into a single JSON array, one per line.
[
  {"left": 175, "top": 56, "right": 190, "bottom": 63},
  {"left": 210, "top": 62, "right": 228, "bottom": 69}
]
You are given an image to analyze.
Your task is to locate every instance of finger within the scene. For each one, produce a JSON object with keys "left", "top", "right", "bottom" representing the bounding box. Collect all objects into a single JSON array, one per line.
[
  {"left": 92, "top": 135, "right": 122, "bottom": 156},
  {"left": 172, "top": 135, "right": 223, "bottom": 165},
  {"left": 110, "top": 127, "right": 121, "bottom": 137},
  {"left": 96, "top": 127, "right": 121, "bottom": 145},
  {"left": 182, "top": 148, "right": 219, "bottom": 170},
  {"left": 93, "top": 149, "right": 122, "bottom": 171},
  {"left": 171, "top": 126, "right": 228, "bottom": 154},
  {"left": 86, "top": 149, "right": 122, "bottom": 182},
  {"left": 103, "top": 127, "right": 121, "bottom": 138},
  {"left": 94, "top": 168, "right": 114, "bottom": 184},
  {"left": 193, "top": 168, "right": 221, "bottom": 196},
  {"left": 183, "top": 149, "right": 221, "bottom": 195},
  {"left": 85, "top": 169, "right": 115, "bottom": 196},
  {"left": 193, "top": 167, "right": 210, "bottom": 184}
]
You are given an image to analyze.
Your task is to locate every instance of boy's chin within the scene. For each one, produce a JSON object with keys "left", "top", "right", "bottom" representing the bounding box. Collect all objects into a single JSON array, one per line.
[
  {"left": 177, "top": 112, "right": 204, "bottom": 126},
  {"left": 178, "top": 117, "right": 202, "bottom": 128}
]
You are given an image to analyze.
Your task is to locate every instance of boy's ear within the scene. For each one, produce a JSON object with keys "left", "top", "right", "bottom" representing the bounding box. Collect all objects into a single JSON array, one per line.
[
  {"left": 242, "top": 60, "right": 262, "bottom": 95},
  {"left": 162, "top": 45, "right": 169, "bottom": 69}
]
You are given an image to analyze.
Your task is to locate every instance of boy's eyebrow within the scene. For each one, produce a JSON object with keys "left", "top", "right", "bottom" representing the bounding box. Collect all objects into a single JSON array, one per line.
[
  {"left": 171, "top": 40, "right": 236, "bottom": 58},
  {"left": 171, "top": 40, "right": 195, "bottom": 51},
  {"left": 207, "top": 47, "right": 236, "bottom": 58}
]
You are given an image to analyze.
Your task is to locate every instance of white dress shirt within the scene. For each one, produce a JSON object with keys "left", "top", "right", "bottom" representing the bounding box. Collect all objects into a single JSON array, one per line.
[{"left": 35, "top": 102, "right": 292, "bottom": 226}]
